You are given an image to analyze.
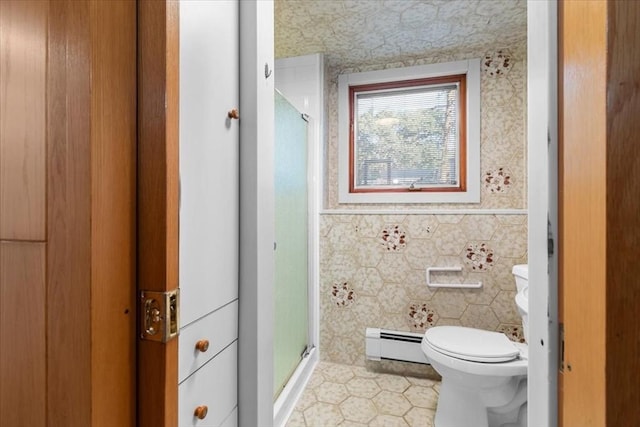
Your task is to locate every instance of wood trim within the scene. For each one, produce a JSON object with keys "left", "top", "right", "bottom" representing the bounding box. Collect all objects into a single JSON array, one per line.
[
  {"left": 605, "top": 1, "right": 640, "bottom": 424},
  {"left": 89, "top": 2, "right": 137, "bottom": 426},
  {"left": 0, "top": 242, "right": 46, "bottom": 427},
  {"left": 137, "top": 1, "right": 179, "bottom": 426},
  {"left": 0, "top": 0, "right": 47, "bottom": 241},
  {"left": 347, "top": 75, "right": 468, "bottom": 194},
  {"left": 559, "top": 1, "right": 608, "bottom": 425}
]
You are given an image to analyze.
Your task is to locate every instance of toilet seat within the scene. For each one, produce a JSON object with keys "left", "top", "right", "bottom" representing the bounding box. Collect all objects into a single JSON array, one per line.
[{"left": 424, "top": 326, "right": 520, "bottom": 363}]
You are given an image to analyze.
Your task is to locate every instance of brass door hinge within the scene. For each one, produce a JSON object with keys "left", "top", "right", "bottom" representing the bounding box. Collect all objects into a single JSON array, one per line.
[{"left": 140, "top": 289, "right": 180, "bottom": 343}]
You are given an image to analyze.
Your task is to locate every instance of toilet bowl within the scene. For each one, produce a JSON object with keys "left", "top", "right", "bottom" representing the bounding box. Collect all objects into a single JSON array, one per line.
[{"left": 421, "top": 265, "right": 529, "bottom": 427}]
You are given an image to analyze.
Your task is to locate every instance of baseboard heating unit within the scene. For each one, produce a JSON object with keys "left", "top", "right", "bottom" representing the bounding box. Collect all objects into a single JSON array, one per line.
[{"left": 365, "top": 328, "right": 430, "bottom": 364}]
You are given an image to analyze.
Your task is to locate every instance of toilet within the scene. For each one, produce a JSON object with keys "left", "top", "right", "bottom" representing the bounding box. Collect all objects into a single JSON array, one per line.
[{"left": 421, "top": 265, "right": 529, "bottom": 427}]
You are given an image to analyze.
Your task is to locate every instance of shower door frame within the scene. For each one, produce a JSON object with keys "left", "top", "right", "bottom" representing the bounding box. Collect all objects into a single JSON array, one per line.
[{"left": 273, "top": 54, "right": 324, "bottom": 427}]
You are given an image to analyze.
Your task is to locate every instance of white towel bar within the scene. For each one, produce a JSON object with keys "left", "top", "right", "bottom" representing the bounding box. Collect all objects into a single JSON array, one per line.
[{"left": 426, "top": 266, "right": 482, "bottom": 289}]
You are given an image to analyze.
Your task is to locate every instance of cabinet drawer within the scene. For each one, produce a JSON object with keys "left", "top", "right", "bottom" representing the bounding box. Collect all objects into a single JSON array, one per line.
[
  {"left": 220, "top": 407, "right": 237, "bottom": 427},
  {"left": 179, "top": 342, "right": 237, "bottom": 427},
  {"left": 179, "top": 300, "right": 238, "bottom": 383}
]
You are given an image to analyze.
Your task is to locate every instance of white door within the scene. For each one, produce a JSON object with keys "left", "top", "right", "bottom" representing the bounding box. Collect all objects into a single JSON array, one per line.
[
  {"left": 527, "top": 2, "right": 558, "bottom": 426},
  {"left": 178, "top": 1, "right": 240, "bottom": 425}
]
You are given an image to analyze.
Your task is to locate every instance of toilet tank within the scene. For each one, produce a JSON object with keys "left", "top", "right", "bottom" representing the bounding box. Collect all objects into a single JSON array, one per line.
[{"left": 512, "top": 264, "right": 528, "bottom": 293}]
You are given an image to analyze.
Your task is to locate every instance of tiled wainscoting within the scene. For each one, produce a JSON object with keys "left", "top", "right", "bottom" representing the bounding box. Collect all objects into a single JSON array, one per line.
[
  {"left": 286, "top": 362, "right": 439, "bottom": 427},
  {"left": 320, "top": 213, "right": 528, "bottom": 367}
]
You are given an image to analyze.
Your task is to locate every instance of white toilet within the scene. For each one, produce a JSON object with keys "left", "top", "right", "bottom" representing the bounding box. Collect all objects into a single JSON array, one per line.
[{"left": 421, "top": 265, "right": 529, "bottom": 427}]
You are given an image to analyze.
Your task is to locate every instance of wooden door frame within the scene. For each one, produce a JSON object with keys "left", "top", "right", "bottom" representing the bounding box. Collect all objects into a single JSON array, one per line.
[
  {"left": 137, "top": 1, "right": 180, "bottom": 426},
  {"left": 558, "top": 1, "right": 640, "bottom": 425}
]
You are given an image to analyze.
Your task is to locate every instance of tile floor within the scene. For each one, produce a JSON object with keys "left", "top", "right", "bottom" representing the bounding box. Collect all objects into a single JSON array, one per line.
[{"left": 285, "top": 362, "right": 440, "bottom": 427}]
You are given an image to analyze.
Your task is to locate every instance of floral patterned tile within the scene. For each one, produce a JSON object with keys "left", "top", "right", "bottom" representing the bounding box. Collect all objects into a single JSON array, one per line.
[
  {"left": 483, "top": 49, "right": 514, "bottom": 77},
  {"left": 484, "top": 167, "right": 513, "bottom": 194},
  {"left": 380, "top": 225, "right": 408, "bottom": 252},
  {"left": 332, "top": 282, "right": 357, "bottom": 307},
  {"left": 407, "top": 303, "right": 438, "bottom": 332},
  {"left": 498, "top": 323, "right": 526, "bottom": 344},
  {"left": 464, "top": 242, "right": 496, "bottom": 271}
]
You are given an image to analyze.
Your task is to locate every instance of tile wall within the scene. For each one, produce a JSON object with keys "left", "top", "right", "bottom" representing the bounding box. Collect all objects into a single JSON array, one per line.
[{"left": 319, "top": 41, "right": 528, "bottom": 371}]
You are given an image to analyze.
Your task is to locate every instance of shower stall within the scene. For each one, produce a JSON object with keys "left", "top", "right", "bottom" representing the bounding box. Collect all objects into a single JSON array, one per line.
[
  {"left": 272, "top": 53, "right": 324, "bottom": 426},
  {"left": 274, "top": 91, "right": 310, "bottom": 399}
]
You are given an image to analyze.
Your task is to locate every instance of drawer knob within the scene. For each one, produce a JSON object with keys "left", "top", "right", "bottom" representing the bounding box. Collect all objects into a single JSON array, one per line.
[
  {"left": 194, "top": 405, "right": 208, "bottom": 420},
  {"left": 195, "top": 339, "right": 210, "bottom": 353},
  {"left": 227, "top": 108, "right": 239, "bottom": 119}
]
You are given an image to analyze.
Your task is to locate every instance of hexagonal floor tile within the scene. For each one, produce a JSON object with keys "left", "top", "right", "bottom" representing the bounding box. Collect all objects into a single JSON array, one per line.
[
  {"left": 373, "top": 390, "right": 412, "bottom": 416},
  {"left": 346, "top": 376, "right": 382, "bottom": 398},
  {"left": 375, "top": 374, "right": 410, "bottom": 393},
  {"left": 322, "top": 362, "right": 356, "bottom": 384},
  {"left": 285, "top": 410, "right": 306, "bottom": 427},
  {"left": 315, "top": 381, "right": 350, "bottom": 404},
  {"left": 339, "top": 396, "right": 378, "bottom": 423},
  {"left": 369, "top": 414, "right": 410, "bottom": 426},
  {"left": 403, "top": 385, "right": 438, "bottom": 409},
  {"left": 404, "top": 406, "right": 436, "bottom": 427},
  {"left": 338, "top": 421, "right": 368, "bottom": 427},
  {"left": 295, "top": 388, "right": 318, "bottom": 411},
  {"left": 303, "top": 402, "right": 344, "bottom": 427}
]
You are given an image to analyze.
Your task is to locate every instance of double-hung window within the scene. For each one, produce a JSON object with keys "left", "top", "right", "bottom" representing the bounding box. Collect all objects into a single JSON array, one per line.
[{"left": 338, "top": 59, "right": 480, "bottom": 203}]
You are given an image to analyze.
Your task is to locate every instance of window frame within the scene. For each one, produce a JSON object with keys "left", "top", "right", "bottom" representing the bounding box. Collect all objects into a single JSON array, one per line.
[
  {"left": 349, "top": 74, "right": 467, "bottom": 194},
  {"left": 338, "top": 59, "right": 481, "bottom": 204}
]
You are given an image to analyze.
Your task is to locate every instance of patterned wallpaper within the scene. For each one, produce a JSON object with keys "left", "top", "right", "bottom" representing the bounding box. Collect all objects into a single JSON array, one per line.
[
  {"left": 320, "top": 213, "right": 527, "bottom": 368},
  {"left": 275, "top": 0, "right": 527, "bottom": 70},
  {"left": 324, "top": 43, "right": 527, "bottom": 209},
  {"left": 319, "top": 43, "right": 528, "bottom": 370}
]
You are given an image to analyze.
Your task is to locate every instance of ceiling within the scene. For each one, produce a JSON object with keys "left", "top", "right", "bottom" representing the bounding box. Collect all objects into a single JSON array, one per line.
[{"left": 275, "top": 0, "right": 527, "bottom": 68}]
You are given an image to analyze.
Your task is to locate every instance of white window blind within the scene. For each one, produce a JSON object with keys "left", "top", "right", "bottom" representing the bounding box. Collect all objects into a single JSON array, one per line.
[{"left": 353, "top": 83, "right": 459, "bottom": 189}]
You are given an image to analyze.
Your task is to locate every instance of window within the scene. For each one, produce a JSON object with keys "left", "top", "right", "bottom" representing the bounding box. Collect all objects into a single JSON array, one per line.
[{"left": 338, "top": 59, "right": 480, "bottom": 203}]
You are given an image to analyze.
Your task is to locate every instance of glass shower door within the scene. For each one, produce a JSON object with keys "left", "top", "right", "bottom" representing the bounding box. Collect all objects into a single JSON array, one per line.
[{"left": 274, "top": 92, "right": 309, "bottom": 398}]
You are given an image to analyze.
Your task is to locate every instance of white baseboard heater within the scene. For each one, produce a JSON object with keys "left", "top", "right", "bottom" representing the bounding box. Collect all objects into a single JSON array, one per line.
[{"left": 365, "top": 328, "right": 430, "bottom": 364}]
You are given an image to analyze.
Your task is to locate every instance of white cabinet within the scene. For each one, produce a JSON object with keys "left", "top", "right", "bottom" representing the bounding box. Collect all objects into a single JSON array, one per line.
[
  {"left": 178, "top": 1, "right": 240, "bottom": 425},
  {"left": 178, "top": 343, "right": 238, "bottom": 427},
  {"left": 178, "top": 301, "right": 238, "bottom": 383}
]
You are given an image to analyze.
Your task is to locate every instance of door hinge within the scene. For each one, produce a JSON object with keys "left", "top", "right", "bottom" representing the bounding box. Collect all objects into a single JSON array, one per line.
[{"left": 140, "top": 288, "right": 180, "bottom": 343}]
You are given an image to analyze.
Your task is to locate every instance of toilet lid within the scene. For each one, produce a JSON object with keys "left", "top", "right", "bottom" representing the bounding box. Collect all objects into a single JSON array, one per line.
[{"left": 424, "top": 326, "right": 520, "bottom": 363}]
